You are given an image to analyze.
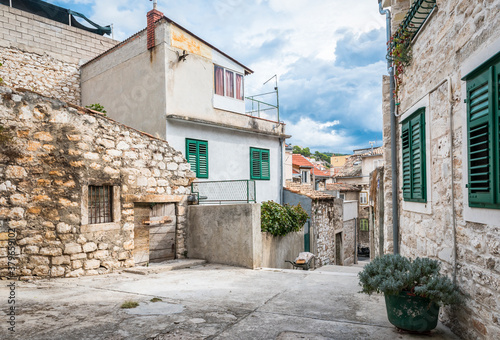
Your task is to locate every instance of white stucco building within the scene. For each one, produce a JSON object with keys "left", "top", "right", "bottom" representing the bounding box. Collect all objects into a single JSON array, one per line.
[{"left": 81, "top": 8, "right": 289, "bottom": 203}]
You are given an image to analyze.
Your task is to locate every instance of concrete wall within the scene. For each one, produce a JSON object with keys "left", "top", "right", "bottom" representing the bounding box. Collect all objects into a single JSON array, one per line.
[
  {"left": 343, "top": 200, "right": 358, "bottom": 221},
  {"left": 166, "top": 119, "right": 283, "bottom": 203},
  {"left": 382, "top": 0, "right": 500, "bottom": 338},
  {"left": 261, "top": 231, "right": 304, "bottom": 269},
  {"left": 0, "top": 4, "right": 117, "bottom": 104},
  {"left": 186, "top": 204, "right": 262, "bottom": 268},
  {"left": 0, "top": 87, "right": 194, "bottom": 279}
]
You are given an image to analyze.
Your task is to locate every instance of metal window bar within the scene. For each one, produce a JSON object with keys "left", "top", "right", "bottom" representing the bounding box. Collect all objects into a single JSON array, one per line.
[
  {"left": 191, "top": 180, "right": 256, "bottom": 205},
  {"left": 387, "top": 0, "right": 437, "bottom": 61},
  {"left": 88, "top": 185, "right": 113, "bottom": 224}
]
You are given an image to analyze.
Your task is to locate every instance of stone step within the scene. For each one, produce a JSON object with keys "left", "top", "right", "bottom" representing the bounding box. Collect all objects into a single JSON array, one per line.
[{"left": 123, "top": 259, "right": 206, "bottom": 275}]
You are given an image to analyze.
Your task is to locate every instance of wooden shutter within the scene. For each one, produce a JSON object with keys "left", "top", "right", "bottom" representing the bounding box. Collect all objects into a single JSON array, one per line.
[
  {"left": 186, "top": 139, "right": 208, "bottom": 178},
  {"left": 250, "top": 148, "right": 261, "bottom": 179},
  {"left": 467, "top": 68, "right": 494, "bottom": 205},
  {"left": 410, "top": 110, "right": 426, "bottom": 201},
  {"left": 261, "top": 150, "right": 270, "bottom": 180},
  {"left": 401, "top": 121, "right": 411, "bottom": 199},
  {"left": 496, "top": 61, "right": 500, "bottom": 202},
  {"left": 186, "top": 139, "right": 198, "bottom": 174},
  {"left": 198, "top": 141, "right": 208, "bottom": 178}
]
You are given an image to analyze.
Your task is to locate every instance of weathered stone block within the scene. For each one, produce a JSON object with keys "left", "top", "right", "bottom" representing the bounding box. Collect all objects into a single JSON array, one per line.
[
  {"left": 66, "top": 268, "right": 84, "bottom": 278},
  {"left": 92, "top": 250, "right": 109, "bottom": 259},
  {"left": 56, "top": 222, "right": 72, "bottom": 234},
  {"left": 52, "top": 255, "right": 70, "bottom": 265},
  {"left": 84, "top": 259, "right": 100, "bottom": 270},
  {"left": 117, "top": 251, "right": 129, "bottom": 260},
  {"left": 71, "top": 260, "right": 83, "bottom": 269},
  {"left": 50, "top": 266, "right": 65, "bottom": 277},
  {"left": 98, "top": 243, "right": 109, "bottom": 250},
  {"left": 40, "top": 247, "right": 62, "bottom": 256},
  {"left": 64, "top": 242, "right": 82, "bottom": 254},
  {"left": 123, "top": 240, "right": 134, "bottom": 250},
  {"left": 82, "top": 242, "right": 97, "bottom": 253},
  {"left": 33, "top": 265, "right": 50, "bottom": 276}
]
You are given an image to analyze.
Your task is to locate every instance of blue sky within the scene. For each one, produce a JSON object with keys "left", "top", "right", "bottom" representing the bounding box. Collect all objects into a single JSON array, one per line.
[{"left": 49, "top": 0, "right": 387, "bottom": 154}]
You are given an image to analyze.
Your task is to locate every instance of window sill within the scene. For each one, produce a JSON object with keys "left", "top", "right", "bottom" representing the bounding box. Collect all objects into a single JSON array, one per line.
[
  {"left": 81, "top": 222, "right": 121, "bottom": 233},
  {"left": 402, "top": 200, "right": 432, "bottom": 215}
]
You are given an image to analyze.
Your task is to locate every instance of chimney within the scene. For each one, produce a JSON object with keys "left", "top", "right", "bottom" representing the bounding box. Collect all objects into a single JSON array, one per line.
[{"left": 147, "top": 6, "right": 163, "bottom": 50}]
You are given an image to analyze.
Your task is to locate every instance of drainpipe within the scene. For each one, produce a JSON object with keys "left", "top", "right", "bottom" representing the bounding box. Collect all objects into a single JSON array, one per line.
[
  {"left": 379, "top": 0, "right": 399, "bottom": 254},
  {"left": 447, "top": 77, "right": 457, "bottom": 285},
  {"left": 280, "top": 135, "right": 284, "bottom": 204}
]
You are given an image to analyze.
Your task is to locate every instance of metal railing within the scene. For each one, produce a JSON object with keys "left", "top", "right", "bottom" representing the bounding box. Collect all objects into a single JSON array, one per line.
[
  {"left": 387, "top": 0, "right": 436, "bottom": 61},
  {"left": 191, "top": 180, "right": 256, "bottom": 204}
]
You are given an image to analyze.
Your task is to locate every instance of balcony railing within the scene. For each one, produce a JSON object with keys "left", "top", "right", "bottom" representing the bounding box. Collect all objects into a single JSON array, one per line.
[
  {"left": 388, "top": 0, "right": 437, "bottom": 60},
  {"left": 191, "top": 180, "right": 256, "bottom": 204}
]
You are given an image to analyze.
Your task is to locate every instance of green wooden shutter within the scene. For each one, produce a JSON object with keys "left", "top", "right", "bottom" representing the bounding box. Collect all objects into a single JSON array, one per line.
[
  {"left": 410, "top": 110, "right": 426, "bottom": 201},
  {"left": 186, "top": 139, "right": 208, "bottom": 179},
  {"left": 186, "top": 139, "right": 198, "bottom": 174},
  {"left": 261, "top": 150, "right": 270, "bottom": 180},
  {"left": 401, "top": 121, "right": 411, "bottom": 199},
  {"left": 467, "top": 68, "right": 494, "bottom": 205},
  {"left": 496, "top": 61, "right": 500, "bottom": 203},
  {"left": 198, "top": 141, "right": 208, "bottom": 178},
  {"left": 250, "top": 148, "right": 261, "bottom": 179},
  {"left": 250, "top": 148, "right": 270, "bottom": 180}
]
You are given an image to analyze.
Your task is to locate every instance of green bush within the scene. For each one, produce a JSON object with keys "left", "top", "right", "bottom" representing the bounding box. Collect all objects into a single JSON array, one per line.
[
  {"left": 358, "top": 254, "right": 463, "bottom": 306},
  {"left": 261, "top": 201, "right": 308, "bottom": 236}
]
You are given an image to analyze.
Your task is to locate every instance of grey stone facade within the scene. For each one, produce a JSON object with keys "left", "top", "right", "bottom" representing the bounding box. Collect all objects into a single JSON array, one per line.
[
  {"left": 381, "top": 0, "right": 500, "bottom": 338},
  {"left": 0, "top": 87, "right": 195, "bottom": 279}
]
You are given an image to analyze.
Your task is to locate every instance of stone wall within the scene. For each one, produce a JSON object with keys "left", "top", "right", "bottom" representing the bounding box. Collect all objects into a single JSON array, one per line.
[
  {"left": 0, "top": 5, "right": 118, "bottom": 104},
  {"left": 382, "top": 0, "right": 500, "bottom": 338},
  {"left": 0, "top": 87, "right": 194, "bottom": 279},
  {"left": 342, "top": 219, "right": 355, "bottom": 266},
  {"left": 311, "top": 198, "right": 343, "bottom": 266}
]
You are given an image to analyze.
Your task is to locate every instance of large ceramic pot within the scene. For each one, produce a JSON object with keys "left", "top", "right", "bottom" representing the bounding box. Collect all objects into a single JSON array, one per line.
[{"left": 384, "top": 291, "right": 440, "bottom": 332}]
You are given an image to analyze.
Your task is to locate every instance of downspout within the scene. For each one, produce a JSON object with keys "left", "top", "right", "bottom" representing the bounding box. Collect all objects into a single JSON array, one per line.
[
  {"left": 280, "top": 135, "right": 284, "bottom": 204},
  {"left": 447, "top": 78, "right": 457, "bottom": 285},
  {"left": 379, "top": 0, "right": 399, "bottom": 254}
]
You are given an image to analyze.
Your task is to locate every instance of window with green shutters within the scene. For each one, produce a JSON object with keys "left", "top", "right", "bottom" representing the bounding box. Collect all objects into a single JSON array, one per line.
[
  {"left": 360, "top": 219, "right": 369, "bottom": 231},
  {"left": 250, "top": 147, "right": 270, "bottom": 180},
  {"left": 401, "top": 108, "right": 426, "bottom": 202},
  {"left": 463, "top": 51, "right": 500, "bottom": 209},
  {"left": 186, "top": 139, "right": 208, "bottom": 179}
]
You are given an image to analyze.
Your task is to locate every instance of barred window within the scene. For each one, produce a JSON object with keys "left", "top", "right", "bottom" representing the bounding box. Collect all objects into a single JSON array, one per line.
[{"left": 88, "top": 185, "right": 113, "bottom": 224}]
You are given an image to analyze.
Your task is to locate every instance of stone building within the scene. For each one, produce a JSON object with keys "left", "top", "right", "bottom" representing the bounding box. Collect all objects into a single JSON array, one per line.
[
  {"left": 0, "top": 2, "right": 118, "bottom": 104},
  {"left": 80, "top": 6, "right": 289, "bottom": 203},
  {"left": 0, "top": 87, "right": 195, "bottom": 279},
  {"left": 380, "top": 0, "right": 500, "bottom": 338},
  {"left": 284, "top": 185, "right": 356, "bottom": 267}
]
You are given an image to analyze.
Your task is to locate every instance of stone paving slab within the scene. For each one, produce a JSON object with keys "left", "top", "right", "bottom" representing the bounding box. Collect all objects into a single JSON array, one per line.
[
  {"left": 122, "top": 259, "right": 206, "bottom": 275},
  {"left": 0, "top": 264, "right": 459, "bottom": 340}
]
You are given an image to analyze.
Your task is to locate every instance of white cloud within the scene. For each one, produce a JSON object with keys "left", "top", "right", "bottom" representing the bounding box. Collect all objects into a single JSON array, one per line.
[{"left": 285, "top": 117, "right": 350, "bottom": 152}]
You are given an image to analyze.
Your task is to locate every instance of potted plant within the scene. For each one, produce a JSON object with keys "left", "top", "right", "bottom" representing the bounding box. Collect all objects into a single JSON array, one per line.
[{"left": 358, "top": 254, "right": 462, "bottom": 332}]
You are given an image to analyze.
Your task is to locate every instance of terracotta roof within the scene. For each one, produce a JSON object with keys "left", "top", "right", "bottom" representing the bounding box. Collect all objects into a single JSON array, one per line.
[
  {"left": 334, "top": 154, "right": 362, "bottom": 178},
  {"left": 284, "top": 184, "right": 336, "bottom": 200},
  {"left": 292, "top": 154, "right": 330, "bottom": 177},
  {"left": 326, "top": 183, "right": 361, "bottom": 192},
  {"left": 360, "top": 146, "right": 384, "bottom": 157}
]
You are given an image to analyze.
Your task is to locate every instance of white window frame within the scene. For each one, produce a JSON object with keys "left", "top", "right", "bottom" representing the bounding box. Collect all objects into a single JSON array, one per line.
[
  {"left": 400, "top": 94, "right": 432, "bottom": 215},
  {"left": 360, "top": 192, "right": 368, "bottom": 205},
  {"left": 461, "top": 36, "right": 500, "bottom": 227},
  {"left": 301, "top": 170, "right": 310, "bottom": 184},
  {"left": 214, "top": 64, "right": 244, "bottom": 101}
]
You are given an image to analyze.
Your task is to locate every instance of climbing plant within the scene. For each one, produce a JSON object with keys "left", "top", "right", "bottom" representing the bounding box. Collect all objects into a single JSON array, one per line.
[
  {"left": 261, "top": 201, "right": 308, "bottom": 237},
  {"left": 389, "top": 25, "right": 413, "bottom": 102}
]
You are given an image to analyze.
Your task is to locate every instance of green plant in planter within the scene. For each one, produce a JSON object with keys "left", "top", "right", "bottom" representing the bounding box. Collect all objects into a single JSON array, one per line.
[{"left": 358, "top": 254, "right": 463, "bottom": 332}]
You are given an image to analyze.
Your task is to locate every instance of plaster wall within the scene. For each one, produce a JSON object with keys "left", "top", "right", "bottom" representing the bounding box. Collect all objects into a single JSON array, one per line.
[
  {"left": 261, "top": 231, "right": 304, "bottom": 269},
  {"left": 167, "top": 119, "right": 283, "bottom": 203},
  {"left": 80, "top": 28, "right": 168, "bottom": 139},
  {"left": 186, "top": 204, "right": 262, "bottom": 269}
]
